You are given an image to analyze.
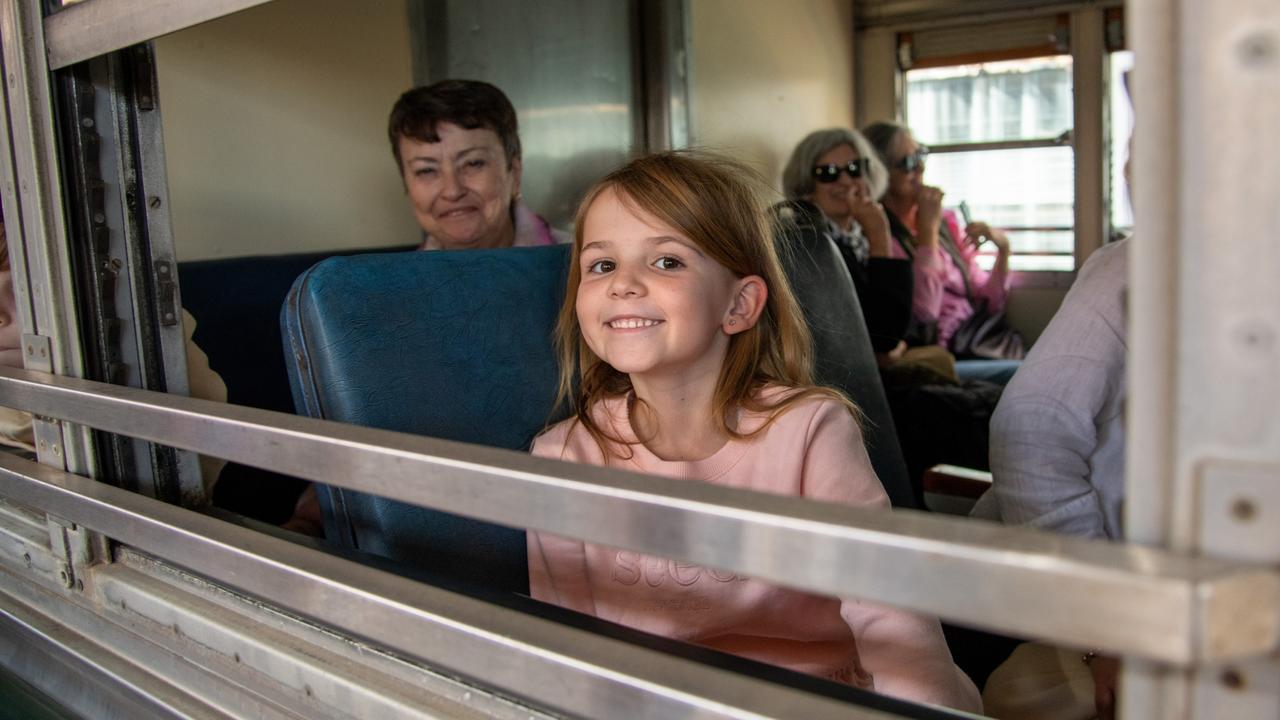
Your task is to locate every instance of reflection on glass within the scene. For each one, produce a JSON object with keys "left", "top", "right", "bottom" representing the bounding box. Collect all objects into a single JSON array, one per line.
[{"left": 906, "top": 56, "right": 1074, "bottom": 145}]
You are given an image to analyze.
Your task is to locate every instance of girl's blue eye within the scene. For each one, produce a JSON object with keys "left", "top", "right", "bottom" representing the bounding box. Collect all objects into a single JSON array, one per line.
[
  {"left": 587, "top": 259, "right": 615, "bottom": 274},
  {"left": 653, "top": 256, "right": 683, "bottom": 271}
]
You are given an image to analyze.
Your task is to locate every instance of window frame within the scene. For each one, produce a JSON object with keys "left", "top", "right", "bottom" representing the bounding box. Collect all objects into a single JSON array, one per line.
[{"left": 876, "top": 7, "right": 1121, "bottom": 279}]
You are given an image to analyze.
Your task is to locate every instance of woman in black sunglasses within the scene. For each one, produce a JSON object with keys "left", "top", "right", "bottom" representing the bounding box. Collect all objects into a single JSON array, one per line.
[
  {"left": 779, "top": 127, "right": 914, "bottom": 362},
  {"left": 863, "top": 122, "right": 1017, "bottom": 374}
]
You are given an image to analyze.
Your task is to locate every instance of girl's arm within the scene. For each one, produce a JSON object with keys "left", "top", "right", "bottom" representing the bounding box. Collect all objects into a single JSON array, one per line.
[
  {"left": 801, "top": 402, "right": 980, "bottom": 712},
  {"left": 840, "top": 600, "right": 981, "bottom": 712}
]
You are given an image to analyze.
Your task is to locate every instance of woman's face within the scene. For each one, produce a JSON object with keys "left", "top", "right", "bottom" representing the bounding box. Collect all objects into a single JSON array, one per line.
[
  {"left": 886, "top": 131, "right": 925, "bottom": 204},
  {"left": 808, "top": 143, "right": 870, "bottom": 228},
  {"left": 398, "top": 122, "right": 522, "bottom": 250}
]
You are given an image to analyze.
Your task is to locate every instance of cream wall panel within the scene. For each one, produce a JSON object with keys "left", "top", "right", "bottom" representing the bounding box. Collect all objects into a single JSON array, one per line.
[
  {"left": 688, "top": 0, "right": 855, "bottom": 192},
  {"left": 155, "top": 0, "right": 418, "bottom": 261},
  {"left": 854, "top": 26, "right": 897, "bottom": 128}
]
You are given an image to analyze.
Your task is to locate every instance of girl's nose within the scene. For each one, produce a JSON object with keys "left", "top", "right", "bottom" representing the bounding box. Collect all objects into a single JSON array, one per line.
[{"left": 608, "top": 267, "right": 645, "bottom": 298}]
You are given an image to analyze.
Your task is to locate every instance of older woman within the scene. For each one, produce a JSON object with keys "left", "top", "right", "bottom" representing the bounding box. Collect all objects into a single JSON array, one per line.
[
  {"left": 387, "top": 79, "right": 566, "bottom": 250},
  {"left": 780, "top": 128, "right": 914, "bottom": 358},
  {"left": 862, "top": 122, "right": 1020, "bottom": 377}
]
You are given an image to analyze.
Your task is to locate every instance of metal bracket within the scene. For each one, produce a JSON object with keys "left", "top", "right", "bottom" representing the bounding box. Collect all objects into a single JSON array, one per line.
[
  {"left": 32, "top": 417, "right": 65, "bottom": 469},
  {"left": 153, "top": 260, "right": 178, "bottom": 327},
  {"left": 45, "top": 513, "right": 96, "bottom": 592},
  {"left": 21, "top": 333, "right": 53, "bottom": 372}
]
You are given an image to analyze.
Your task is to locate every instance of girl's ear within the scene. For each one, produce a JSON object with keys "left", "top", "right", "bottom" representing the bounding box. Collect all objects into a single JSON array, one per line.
[{"left": 723, "top": 275, "right": 768, "bottom": 335}]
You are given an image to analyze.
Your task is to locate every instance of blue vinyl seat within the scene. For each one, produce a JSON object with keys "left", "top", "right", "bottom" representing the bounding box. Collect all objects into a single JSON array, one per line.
[
  {"left": 282, "top": 245, "right": 571, "bottom": 594},
  {"left": 280, "top": 239, "right": 915, "bottom": 595}
]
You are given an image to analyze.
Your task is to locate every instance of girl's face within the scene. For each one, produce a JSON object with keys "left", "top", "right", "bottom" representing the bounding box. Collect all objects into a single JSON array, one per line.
[
  {"left": 575, "top": 187, "right": 748, "bottom": 385},
  {"left": 398, "top": 122, "right": 522, "bottom": 250},
  {"left": 885, "top": 130, "right": 925, "bottom": 204},
  {"left": 809, "top": 143, "right": 871, "bottom": 228}
]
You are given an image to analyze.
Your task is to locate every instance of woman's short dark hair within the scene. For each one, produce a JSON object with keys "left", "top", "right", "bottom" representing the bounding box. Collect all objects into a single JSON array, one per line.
[{"left": 387, "top": 79, "right": 521, "bottom": 169}]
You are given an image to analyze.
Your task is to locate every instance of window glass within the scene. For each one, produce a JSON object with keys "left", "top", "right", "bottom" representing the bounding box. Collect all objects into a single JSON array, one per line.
[
  {"left": 1109, "top": 50, "right": 1135, "bottom": 235},
  {"left": 925, "top": 147, "right": 1075, "bottom": 271},
  {"left": 905, "top": 56, "right": 1076, "bottom": 271},
  {"left": 906, "top": 56, "right": 1073, "bottom": 145}
]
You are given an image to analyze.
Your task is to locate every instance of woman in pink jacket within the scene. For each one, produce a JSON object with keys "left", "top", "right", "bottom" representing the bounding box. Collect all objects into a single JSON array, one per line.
[{"left": 862, "top": 122, "right": 1021, "bottom": 384}]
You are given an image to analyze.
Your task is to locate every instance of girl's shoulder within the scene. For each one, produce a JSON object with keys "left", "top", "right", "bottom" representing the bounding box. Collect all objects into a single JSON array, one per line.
[
  {"left": 530, "top": 395, "right": 630, "bottom": 462},
  {"left": 741, "top": 384, "right": 857, "bottom": 435}
]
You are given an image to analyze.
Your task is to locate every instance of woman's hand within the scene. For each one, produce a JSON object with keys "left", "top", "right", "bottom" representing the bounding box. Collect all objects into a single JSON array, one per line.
[
  {"left": 847, "top": 185, "right": 892, "bottom": 257},
  {"left": 875, "top": 340, "right": 908, "bottom": 368},
  {"left": 964, "top": 221, "right": 1011, "bottom": 256},
  {"left": 915, "top": 186, "right": 945, "bottom": 246}
]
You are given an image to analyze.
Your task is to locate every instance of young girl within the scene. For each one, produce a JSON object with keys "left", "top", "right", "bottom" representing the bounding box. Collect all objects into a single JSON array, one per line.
[{"left": 527, "top": 151, "right": 980, "bottom": 712}]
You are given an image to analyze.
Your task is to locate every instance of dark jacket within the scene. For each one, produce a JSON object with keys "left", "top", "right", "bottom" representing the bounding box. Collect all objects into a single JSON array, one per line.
[{"left": 775, "top": 200, "right": 914, "bottom": 354}]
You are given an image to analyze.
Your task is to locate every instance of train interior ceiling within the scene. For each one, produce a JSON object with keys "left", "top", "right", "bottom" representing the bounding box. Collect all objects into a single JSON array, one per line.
[{"left": 158, "top": 0, "right": 1127, "bottom": 347}]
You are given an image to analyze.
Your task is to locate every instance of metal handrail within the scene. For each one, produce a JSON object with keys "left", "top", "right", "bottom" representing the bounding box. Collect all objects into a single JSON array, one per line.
[
  {"left": 0, "top": 453, "right": 944, "bottom": 720},
  {"left": 44, "top": 0, "right": 274, "bottom": 70},
  {"left": 0, "top": 366, "right": 1276, "bottom": 665}
]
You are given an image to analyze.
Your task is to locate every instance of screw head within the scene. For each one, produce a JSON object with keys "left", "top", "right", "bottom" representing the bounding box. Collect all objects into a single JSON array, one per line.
[{"left": 1231, "top": 497, "right": 1258, "bottom": 522}]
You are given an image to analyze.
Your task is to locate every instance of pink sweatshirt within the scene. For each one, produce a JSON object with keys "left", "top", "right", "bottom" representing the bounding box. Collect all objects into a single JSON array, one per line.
[
  {"left": 528, "top": 388, "right": 980, "bottom": 712},
  {"left": 888, "top": 211, "right": 1010, "bottom": 348}
]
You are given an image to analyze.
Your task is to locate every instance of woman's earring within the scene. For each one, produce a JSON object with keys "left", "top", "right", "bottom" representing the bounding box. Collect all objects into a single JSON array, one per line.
[{"left": 728, "top": 318, "right": 737, "bottom": 326}]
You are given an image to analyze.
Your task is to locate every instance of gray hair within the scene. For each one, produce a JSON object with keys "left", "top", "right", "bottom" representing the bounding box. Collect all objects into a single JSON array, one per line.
[{"left": 782, "top": 127, "right": 888, "bottom": 202}]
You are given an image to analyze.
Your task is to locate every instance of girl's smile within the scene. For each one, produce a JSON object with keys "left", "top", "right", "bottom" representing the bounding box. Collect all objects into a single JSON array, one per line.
[{"left": 604, "top": 316, "right": 664, "bottom": 330}]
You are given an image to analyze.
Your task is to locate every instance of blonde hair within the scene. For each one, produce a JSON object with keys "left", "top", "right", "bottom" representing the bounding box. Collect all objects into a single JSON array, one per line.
[{"left": 553, "top": 150, "right": 857, "bottom": 457}]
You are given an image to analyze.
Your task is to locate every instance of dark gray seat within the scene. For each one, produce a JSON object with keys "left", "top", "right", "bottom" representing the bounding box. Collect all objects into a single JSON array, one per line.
[{"left": 775, "top": 217, "right": 915, "bottom": 509}]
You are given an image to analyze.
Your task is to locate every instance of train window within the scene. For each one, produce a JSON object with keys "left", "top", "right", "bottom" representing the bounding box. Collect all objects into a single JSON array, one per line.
[{"left": 905, "top": 56, "right": 1076, "bottom": 271}]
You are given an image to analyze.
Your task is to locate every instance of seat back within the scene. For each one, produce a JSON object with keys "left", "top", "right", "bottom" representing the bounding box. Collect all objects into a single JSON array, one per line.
[
  {"left": 776, "top": 219, "right": 916, "bottom": 509},
  {"left": 282, "top": 245, "right": 572, "bottom": 593},
  {"left": 180, "top": 244, "right": 412, "bottom": 523}
]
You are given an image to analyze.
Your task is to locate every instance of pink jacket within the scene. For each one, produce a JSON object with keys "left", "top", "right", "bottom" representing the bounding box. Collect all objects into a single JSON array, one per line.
[
  {"left": 528, "top": 389, "right": 980, "bottom": 712},
  {"left": 889, "top": 211, "right": 1010, "bottom": 348}
]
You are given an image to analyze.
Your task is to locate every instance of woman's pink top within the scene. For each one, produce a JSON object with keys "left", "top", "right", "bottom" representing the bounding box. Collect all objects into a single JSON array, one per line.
[
  {"left": 527, "top": 388, "right": 980, "bottom": 712},
  {"left": 888, "top": 211, "right": 1010, "bottom": 348}
]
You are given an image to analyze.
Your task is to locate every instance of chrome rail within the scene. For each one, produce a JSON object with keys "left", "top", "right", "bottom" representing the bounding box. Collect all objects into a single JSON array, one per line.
[
  {"left": 0, "top": 367, "right": 1276, "bottom": 666},
  {"left": 0, "top": 452, "right": 926, "bottom": 720},
  {"left": 45, "top": 0, "right": 274, "bottom": 70}
]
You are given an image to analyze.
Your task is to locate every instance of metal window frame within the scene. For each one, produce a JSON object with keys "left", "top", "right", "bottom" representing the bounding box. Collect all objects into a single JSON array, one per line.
[
  {"left": 888, "top": 8, "right": 1117, "bottom": 272},
  {"left": 44, "top": 0, "right": 276, "bottom": 71}
]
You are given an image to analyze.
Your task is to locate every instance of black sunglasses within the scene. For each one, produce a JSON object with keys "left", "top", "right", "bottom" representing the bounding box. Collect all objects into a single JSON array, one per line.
[
  {"left": 893, "top": 147, "right": 929, "bottom": 173},
  {"left": 812, "top": 159, "right": 870, "bottom": 183}
]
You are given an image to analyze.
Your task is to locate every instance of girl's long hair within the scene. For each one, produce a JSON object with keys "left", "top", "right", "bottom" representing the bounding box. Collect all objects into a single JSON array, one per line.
[{"left": 553, "top": 150, "right": 858, "bottom": 457}]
